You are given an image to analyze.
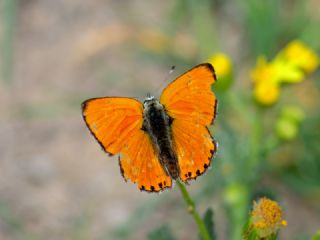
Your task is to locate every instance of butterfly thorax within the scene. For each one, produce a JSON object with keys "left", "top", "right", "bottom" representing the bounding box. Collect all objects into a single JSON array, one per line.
[{"left": 143, "top": 97, "right": 180, "bottom": 179}]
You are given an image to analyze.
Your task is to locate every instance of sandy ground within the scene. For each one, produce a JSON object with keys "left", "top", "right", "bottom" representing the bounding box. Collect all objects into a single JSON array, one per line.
[{"left": 0, "top": 1, "right": 192, "bottom": 239}]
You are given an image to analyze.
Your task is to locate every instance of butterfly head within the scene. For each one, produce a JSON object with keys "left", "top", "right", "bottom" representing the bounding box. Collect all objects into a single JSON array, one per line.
[
  {"left": 143, "top": 95, "right": 155, "bottom": 104},
  {"left": 143, "top": 95, "right": 163, "bottom": 111}
]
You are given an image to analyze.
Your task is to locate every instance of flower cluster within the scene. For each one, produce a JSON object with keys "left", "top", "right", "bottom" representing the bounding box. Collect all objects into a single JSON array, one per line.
[{"left": 251, "top": 40, "right": 319, "bottom": 105}]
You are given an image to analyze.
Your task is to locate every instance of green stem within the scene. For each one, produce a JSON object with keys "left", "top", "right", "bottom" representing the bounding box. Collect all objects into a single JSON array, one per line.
[
  {"left": 249, "top": 107, "right": 263, "bottom": 176},
  {"left": 176, "top": 181, "right": 211, "bottom": 240}
]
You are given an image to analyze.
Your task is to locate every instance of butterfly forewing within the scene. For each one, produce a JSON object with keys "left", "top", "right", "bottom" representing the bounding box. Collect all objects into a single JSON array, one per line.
[
  {"left": 82, "top": 97, "right": 143, "bottom": 155},
  {"left": 160, "top": 63, "right": 217, "bottom": 126},
  {"left": 160, "top": 63, "right": 217, "bottom": 182}
]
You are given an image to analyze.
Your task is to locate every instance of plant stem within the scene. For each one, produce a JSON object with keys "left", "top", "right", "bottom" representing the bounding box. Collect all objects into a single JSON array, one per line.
[{"left": 176, "top": 181, "right": 211, "bottom": 240}]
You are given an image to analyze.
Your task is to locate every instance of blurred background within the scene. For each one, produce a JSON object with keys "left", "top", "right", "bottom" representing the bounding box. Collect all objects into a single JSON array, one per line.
[{"left": 0, "top": 0, "right": 319, "bottom": 239}]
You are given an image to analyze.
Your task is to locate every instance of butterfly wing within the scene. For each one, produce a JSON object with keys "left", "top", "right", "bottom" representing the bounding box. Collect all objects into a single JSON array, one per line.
[
  {"left": 160, "top": 63, "right": 217, "bottom": 182},
  {"left": 82, "top": 97, "right": 172, "bottom": 192},
  {"left": 119, "top": 130, "right": 172, "bottom": 192}
]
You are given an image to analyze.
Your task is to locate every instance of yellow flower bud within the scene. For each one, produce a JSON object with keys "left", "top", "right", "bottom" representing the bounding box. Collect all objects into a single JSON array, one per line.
[
  {"left": 275, "top": 106, "right": 304, "bottom": 141},
  {"left": 275, "top": 118, "right": 298, "bottom": 141},
  {"left": 281, "top": 106, "right": 305, "bottom": 124}
]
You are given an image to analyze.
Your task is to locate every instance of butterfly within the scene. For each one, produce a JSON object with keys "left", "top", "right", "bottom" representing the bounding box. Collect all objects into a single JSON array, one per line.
[{"left": 82, "top": 63, "right": 218, "bottom": 192}]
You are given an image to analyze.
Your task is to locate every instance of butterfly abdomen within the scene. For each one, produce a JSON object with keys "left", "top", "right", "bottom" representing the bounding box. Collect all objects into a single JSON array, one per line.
[{"left": 143, "top": 97, "right": 180, "bottom": 179}]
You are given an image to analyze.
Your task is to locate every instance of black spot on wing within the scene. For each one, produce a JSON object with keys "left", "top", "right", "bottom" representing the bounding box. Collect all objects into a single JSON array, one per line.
[{"left": 139, "top": 183, "right": 171, "bottom": 193}]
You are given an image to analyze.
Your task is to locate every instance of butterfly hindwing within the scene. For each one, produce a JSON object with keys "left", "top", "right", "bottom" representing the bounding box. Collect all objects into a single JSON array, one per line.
[
  {"left": 160, "top": 63, "right": 217, "bottom": 182},
  {"left": 171, "top": 120, "right": 216, "bottom": 181},
  {"left": 82, "top": 97, "right": 171, "bottom": 192},
  {"left": 119, "top": 130, "right": 172, "bottom": 192}
]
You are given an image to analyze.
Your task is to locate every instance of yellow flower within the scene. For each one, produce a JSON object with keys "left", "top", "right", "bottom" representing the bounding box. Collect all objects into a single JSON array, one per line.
[
  {"left": 251, "top": 40, "right": 318, "bottom": 106},
  {"left": 282, "top": 40, "right": 319, "bottom": 73},
  {"left": 253, "top": 79, "right": 280, "bottom": 105},
  {"left": 251, "top": 55, "right": 304, "bottom": 85},
  {"left": 251, "top": 56, "right": 280, "bottom": 105},
  {"left": 251, "top": 56, "right": 278, "bottom": 84},
  {"left": 251, "top": 197, "right": 287, "bottom": 238},
  {"left": 208, "top": 53, "right": 232, "bottom": 78}
]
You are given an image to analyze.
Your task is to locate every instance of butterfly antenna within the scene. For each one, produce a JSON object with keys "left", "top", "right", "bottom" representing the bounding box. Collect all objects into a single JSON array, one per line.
[{"left": 155, "top": 65, "right": 175, "bottom": 96}]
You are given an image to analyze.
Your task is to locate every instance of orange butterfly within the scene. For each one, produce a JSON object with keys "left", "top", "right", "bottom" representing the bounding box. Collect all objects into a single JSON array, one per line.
[{"left": 82, "top": 63, "right": 217, "bottom": 192}]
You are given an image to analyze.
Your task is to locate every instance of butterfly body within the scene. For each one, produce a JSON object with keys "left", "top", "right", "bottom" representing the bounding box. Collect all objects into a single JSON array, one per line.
[
  {"left": 82, "top": 63, "right": 217, "bottom": 192},
  {"left": 142, "top": 96, "right": 180, "bottom": 179}
]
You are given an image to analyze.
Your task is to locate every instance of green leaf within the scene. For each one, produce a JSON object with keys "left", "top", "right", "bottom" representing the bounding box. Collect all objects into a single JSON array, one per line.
[
  {"left": 147, "top": 225, "right": 177, "bottom": 240},
  {"left": 202, "top": 208, "right": 216, "bottom": 240}
]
